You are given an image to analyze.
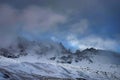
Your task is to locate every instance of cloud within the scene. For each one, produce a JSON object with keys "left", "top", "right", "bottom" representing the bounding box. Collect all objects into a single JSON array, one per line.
[
  {"left": 0, "top": 4, "right": 67, "bottom": 47},
  {"left": 21, "top": 6, "right": 67, "bottom": 34},
  {"left": 69, "top": 19, "right": 89, "bottom": 34},
  {"left": 0, "top": 2, "right": 119, "bottom": 52},
  {"left": 0, "top": 5, "right": 19, "bottom": 47},
  {"left": 0, "top": 4, "right": 67, "bottom": 30},
  {"left": 67, "top": 35, "right": 119, "bottom": 51},
  {"left": 0, "top": 4, "right": 18, "bottom": 27},
  {"left": 51, "top": 36, "right": 59, "bottom": 42}
]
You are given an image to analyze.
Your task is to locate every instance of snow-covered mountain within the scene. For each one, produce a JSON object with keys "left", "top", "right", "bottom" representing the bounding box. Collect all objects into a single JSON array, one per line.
[{"left": 0, "top": 37, "right": 120, "bottom": 80}]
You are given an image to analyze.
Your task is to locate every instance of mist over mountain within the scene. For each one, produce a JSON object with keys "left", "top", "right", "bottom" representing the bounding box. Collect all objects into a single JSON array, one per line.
[
  {"left": 0, "top": 0, "right": 120, "bottom": 80},
  {"left": 0, "top": 36, "right": 120, "bottom": 64},
  {"left": 0, "top": 37, "right": 120, "bottom": 80}
]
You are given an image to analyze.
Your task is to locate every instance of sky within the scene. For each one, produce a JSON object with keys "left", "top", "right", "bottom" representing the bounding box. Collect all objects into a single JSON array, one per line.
[{"left": 0, "top": 0, "right": 120, "bottom": 52}]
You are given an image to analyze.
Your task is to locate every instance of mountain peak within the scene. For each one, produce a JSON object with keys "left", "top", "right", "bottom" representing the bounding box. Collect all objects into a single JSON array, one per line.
[{"left": 83, "top": 47, "right": 97, "bottom": 52}]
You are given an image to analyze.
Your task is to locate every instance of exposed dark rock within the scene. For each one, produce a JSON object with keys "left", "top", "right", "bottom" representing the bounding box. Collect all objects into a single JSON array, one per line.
[
  {"left": 50, "top": 57, "right": 56, "bottom": 60},
  {"left": 0, "top": 48, "right": 18, "bottom": 58},
  {"left": 75, "top": 59, "right": 79, "bottom": 62},
  {"left": 76, "top": 78, "right": 86, "bottom": 80},
  {"left": 82, "top": 48, "right": 97, "bottom": 53}
]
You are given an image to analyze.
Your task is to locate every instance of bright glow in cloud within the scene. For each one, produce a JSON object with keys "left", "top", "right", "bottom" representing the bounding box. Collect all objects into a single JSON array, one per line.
[
  {"left": 67, "top": 35, "right": 119, "bottom": 51},
  {"left": 51, "top": 36, "right": 59, "bottom": 42}
]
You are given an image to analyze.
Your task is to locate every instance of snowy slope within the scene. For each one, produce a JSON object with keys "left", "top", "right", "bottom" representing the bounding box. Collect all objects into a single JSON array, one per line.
[
  {"left": 0, "top": 37, "right": 120, "bottom": 80},
  {"left": 0, "top": 55, "right": 120, "bottom": 80},
  {"left": 73, "top": 48, "right": 120, "bottom": 65}
]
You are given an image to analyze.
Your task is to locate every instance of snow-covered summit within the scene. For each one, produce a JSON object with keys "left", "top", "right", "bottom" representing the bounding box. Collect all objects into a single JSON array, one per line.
[
  {"left": 0, "top": 36, "right": 120, "bottom": 65},
  {"left": 0, "top": 37, "right": 120, "bottom": 80}
]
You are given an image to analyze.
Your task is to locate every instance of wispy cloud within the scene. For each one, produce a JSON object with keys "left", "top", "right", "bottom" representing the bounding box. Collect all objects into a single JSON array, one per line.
[
  {"left": 21, "top": 6, "right": 67, "bottom": 34},
  {"left": 67, "top": 35, "right": 119, "bottom": 51},
  {"left": 0, "top": 4, "right": 67, "bottom": 47},
  {"left": 0, "top": 1, "right": 120, "bottom": 52},
  {"left": 69, "top": 19, "right": 89, "bottom": 34}
]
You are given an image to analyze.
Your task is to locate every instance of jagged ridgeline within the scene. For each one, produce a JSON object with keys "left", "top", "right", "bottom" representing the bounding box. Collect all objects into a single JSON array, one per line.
[
  {"left": 0, "top": 36, "right": 120, "bottom": 80},
  {"left": 0, "top": 36, "right": 71, "bottom": 57},
  {"left": 0, "top": 36, "right": 120, "bottom": 64}
]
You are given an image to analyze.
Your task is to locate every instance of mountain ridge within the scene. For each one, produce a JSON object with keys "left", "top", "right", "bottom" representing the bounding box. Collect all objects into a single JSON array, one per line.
[
  {"left": 0, "top": 37, "right": 120, "bottom": 80},
  {"left": 0, "top": 36, "right": 120, "bottom": 65}
]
